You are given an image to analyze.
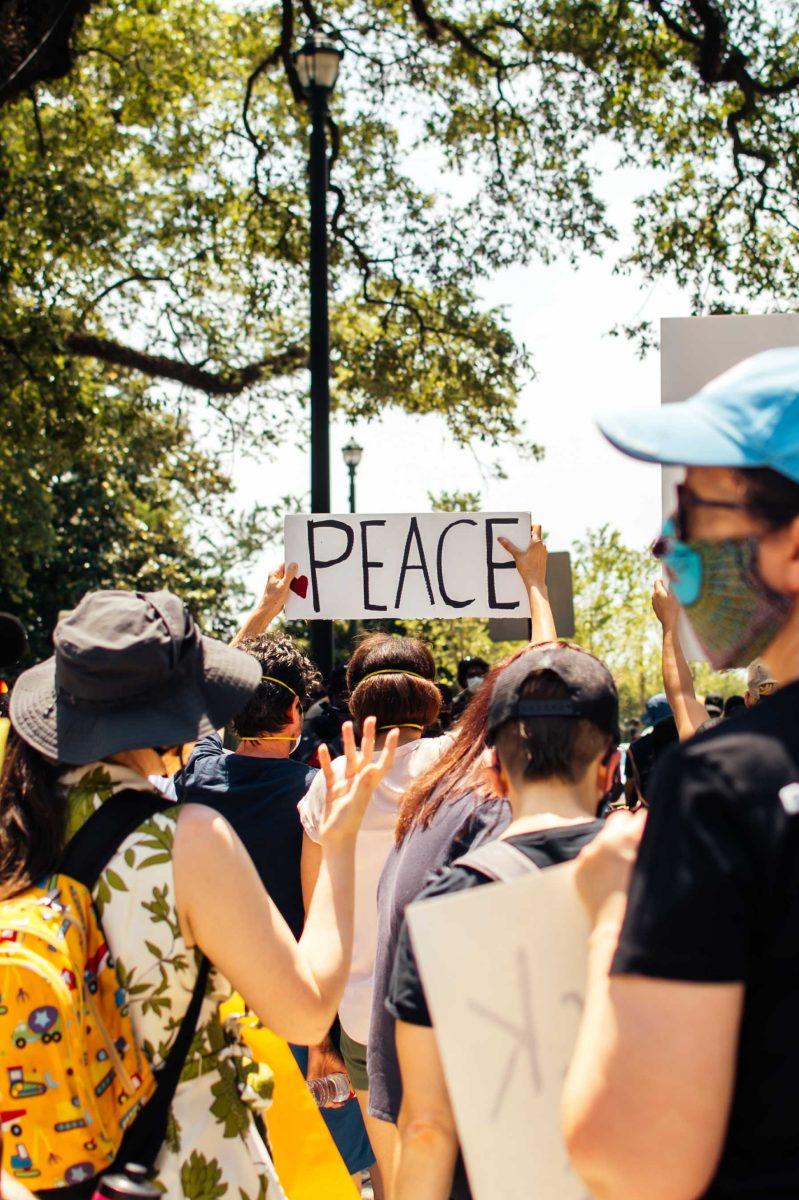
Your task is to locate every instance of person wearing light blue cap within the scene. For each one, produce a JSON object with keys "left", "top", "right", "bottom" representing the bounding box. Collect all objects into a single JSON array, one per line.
[{"left": 562, "top": 347, "right": 799, "bottom": 1200}]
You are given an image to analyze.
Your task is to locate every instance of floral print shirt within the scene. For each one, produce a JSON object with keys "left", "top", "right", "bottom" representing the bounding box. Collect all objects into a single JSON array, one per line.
[{"left": 62, "top": 763, "right": 285, "bottom": 1200}]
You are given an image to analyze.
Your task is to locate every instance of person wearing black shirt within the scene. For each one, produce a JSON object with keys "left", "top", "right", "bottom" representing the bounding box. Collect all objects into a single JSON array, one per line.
[
  {"left": 389, "top": 642, "right": 621, "bottom": 1200},
  {"left": 563, "top": 348, "right": 799, "bottom": 1200},
  {"left": 295, "top": 664, "right": 350, "bottom": 765}
]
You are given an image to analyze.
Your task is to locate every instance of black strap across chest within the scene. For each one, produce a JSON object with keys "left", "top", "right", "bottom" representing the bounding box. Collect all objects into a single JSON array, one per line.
[{"left": 40, "top": 789, "right": 211, "bottom": 1195}]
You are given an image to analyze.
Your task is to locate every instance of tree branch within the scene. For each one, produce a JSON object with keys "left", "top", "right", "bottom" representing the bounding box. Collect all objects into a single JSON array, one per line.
[
  {"left": 641, "top": 0, "right": 797, "bottom": 182},
  {"left": 65, "top": 331, "right": 306, "bottom": 396}
]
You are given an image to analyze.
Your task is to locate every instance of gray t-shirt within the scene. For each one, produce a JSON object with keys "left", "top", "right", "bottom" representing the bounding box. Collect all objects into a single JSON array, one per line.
[{"left": 367, "top": 792, "right": 509, "bottom": 1123}]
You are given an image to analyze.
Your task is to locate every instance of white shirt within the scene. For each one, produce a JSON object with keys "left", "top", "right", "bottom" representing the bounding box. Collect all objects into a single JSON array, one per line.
[{"left": 298, "top": 737, "right": 446, "bottom": 1044}]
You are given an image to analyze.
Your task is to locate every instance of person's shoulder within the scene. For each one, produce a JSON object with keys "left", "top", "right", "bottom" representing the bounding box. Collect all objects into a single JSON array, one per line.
[
  {"left": 408, "top": 734, "right": 448, "bottom": 766},
  {"left": 175, "top": 801, "right": 237, "bottom": 850},
  {"left": 412, "top": 858, "right": 488, "bottom": 904},
  {"left": 190, "top": 732, "right": 225, "bottom": 757},
  {"left": 283, "top": 758, "right": 319, "bottom": 791},
  {"left": 655, "top": 697, "right": 799, "bottom": 808},
  {"left": 448, "top": 797, "right": 511, "bottom": 859},
  {"left": 686, "top": 692, "right": 794, "bottom": 763}
]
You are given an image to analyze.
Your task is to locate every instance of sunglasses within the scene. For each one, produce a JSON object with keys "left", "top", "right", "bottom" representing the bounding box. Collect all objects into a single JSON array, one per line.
[{"left": 659, "top": 483, "right": 752, "bottom": 545}]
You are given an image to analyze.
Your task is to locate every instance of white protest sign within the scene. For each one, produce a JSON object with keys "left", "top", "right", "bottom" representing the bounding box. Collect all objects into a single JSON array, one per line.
[
  {"left": 407, "top": 861, "right": 593, "bottom": 1200},
  {"left": 661, "top": 313, "right": 799, "bottom": 660},
  {"left": 283, "top": 512, "right": 531, "bottom": 620}
]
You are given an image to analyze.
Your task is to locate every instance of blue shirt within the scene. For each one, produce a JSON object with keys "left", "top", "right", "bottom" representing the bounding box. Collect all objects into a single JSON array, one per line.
[{"left": 175, "top": 734, "right": 317, "bottom": 940}]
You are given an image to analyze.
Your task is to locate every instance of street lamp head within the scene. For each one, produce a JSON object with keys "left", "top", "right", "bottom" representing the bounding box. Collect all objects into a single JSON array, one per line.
[
  {"left": 294, "top": 31, "right": 343, "bottom": 93},
  {"left": 341, "top": 437, "right": 363, "bottom": 469}
]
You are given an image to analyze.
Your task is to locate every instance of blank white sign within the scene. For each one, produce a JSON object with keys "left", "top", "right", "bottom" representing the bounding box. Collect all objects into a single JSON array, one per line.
[
  {"left": 407, "top": 862, "right": 593, "bottom": 1200},
  {"left": 283, "top": 512, "right": 531, "bottom": 620}
]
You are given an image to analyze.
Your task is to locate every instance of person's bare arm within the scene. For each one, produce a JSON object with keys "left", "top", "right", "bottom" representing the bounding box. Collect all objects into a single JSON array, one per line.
[
  {"left": 301, "top": 831, "right": 323, "bottom": 913},
  {"left": 1, "top": 1169, "right": 38, "bottom": 1200},
  {"left": 395, "top": 1022, "right": 459, "bottom": 1200},
  {"left": 562, "top": 814, "right": 743, "bottom": 1200},
  {"left": 498, "top": 523, "right": 558, "bottom": 645},
  {"left": 230, "top": 562, "right": 298, "bottom": 647},
  {"left": 175, "top": 720, "right": 398, "bottom": 1046},
  {"left": 300, "top": 826, "right": 347, "bottom": 1085},
  {"left": 652, "top": 578, "right": 710, "bottom": 741}
]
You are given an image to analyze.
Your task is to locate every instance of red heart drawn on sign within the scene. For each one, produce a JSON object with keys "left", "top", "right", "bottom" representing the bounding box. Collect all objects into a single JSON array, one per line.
[{"left": 290, "top": 575, "right": 309, "bottom": 600}]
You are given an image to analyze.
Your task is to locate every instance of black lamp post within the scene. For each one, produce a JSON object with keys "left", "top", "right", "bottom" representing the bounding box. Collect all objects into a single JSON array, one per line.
[
  {"left": 342, "top": 437, "right": 363, "bottom": 648},
  {"left": 341, "top": 436, "right": 363, "bottom": 514},
  {"left": 294, "top": 30, "right": 343, "bottom": 681}
]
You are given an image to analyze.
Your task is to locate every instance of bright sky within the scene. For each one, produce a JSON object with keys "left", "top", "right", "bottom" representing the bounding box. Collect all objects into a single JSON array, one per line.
[{"left": 232, "top": 159, "right": 692, "bottom": 606}]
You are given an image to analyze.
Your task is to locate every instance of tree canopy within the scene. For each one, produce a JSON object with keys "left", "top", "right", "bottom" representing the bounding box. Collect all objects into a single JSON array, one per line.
[{"left": 2, "top": 0, "right": 797, "bottom": 645}]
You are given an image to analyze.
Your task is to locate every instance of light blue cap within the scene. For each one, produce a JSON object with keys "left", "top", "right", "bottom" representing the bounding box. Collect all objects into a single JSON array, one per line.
[{"left": 598, "top": 347, "right": 799, "bottom": 483}]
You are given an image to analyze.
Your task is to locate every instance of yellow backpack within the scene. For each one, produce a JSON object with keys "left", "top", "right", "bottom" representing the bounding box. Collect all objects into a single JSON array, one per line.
[
  {"left": 0, "top": 791, "right": 209, "bottom": 1195},
  {"left": 0, "top": 874, "right": 154, "bottom": 1189}
]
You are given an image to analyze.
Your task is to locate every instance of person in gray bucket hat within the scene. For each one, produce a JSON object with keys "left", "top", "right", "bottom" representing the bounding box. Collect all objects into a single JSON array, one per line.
[
  {"left": 1, "top": 574, "right": 398, "bottom": 1196},
  {"left": 10, "top": 588, "right": 263, "bottom": 764}
]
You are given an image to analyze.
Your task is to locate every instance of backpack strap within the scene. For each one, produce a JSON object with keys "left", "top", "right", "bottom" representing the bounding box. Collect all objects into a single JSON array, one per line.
[
  {"left": 111, "top": 954, "right": 211, "bottom": 1173},
  {"left": 453, "top": 838, "right": 541, "bottom": 883},
  {"left": 60, "top": 789, "right": 172, "bottom": 887},
  {"left": 52, "top": 789, "right": 211, "bottom": 1189}
]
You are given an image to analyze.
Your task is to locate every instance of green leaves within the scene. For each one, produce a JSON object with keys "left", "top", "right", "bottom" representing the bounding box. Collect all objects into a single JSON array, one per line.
[
  {"left": 3, "top": 0, "right": 798, "bottom": 646},
  {"left": 180, "top": 1151, "right": 228, "bottom": 1200},
  {"left": 210, "top": 1062, "right": 251, "bottom": 1140}
]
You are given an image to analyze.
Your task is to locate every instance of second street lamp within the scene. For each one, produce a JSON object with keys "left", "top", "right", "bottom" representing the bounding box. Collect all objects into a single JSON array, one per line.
[
  {"left": 341, "top": 436, "right": 363, "bottom": 514},
  {"left": 294, "top": 30, "right": 342, "bottom": 680},
  {"left": 342, "top": 437, "right": 363, "bottom": 649}
]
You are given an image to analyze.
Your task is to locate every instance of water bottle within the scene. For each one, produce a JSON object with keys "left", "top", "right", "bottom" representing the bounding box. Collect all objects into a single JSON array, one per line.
[
  {"left": 308, "top": 1071, "right": 352, "bottom": 1107},
  {"left": 92, "top": 1163, "right": 161, "bottom": 1200}
]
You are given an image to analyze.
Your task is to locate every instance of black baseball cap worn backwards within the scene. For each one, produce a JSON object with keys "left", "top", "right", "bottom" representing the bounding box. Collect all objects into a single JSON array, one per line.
[{"left": 486, "top": 643, "right": 620, "bottom": 746}]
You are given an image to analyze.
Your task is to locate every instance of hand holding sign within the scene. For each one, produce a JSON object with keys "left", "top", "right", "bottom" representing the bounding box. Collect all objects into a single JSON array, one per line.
[
  {"left": 651, "top": 577, "right": 679, "bottom": 631},
  {"left": 498, "top": 524, "right": 548, "bottom": 593},
  {"left": 260, "top": 561, "right": 299, "bottom": 613},
  {"left": 231, "top": 561, "right": 298, "bottom": 647}
]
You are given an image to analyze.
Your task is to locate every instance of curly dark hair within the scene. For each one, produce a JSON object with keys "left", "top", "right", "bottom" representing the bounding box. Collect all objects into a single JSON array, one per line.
[{"left": 232, "top": 633, "right": 320, "bottom": 739}]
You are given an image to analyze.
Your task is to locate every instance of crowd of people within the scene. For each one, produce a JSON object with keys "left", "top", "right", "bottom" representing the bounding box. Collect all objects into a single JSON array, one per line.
[{"left": 2, "top": 346, "right": 799, "bottom": 1200}]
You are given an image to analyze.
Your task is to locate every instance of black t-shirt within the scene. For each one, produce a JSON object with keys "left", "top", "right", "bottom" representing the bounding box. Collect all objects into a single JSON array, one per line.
[
  {"left": 294, "top": 698, "right": 348, "bottom": 763},
  {"left": 613, "top": 680, "right": 799, "bottom": 1198},
  {"left": 388, "top": 820, "right": 603, "bottom": 1027},
  {"left": 386, "top": 819, "right": 604, "bottom": 1200},
  {"left": 628, "top": 716, "right": 678, "bottom": 799},
  {"left": 175, "top": 734, "right": 317, "bottom": 940}
]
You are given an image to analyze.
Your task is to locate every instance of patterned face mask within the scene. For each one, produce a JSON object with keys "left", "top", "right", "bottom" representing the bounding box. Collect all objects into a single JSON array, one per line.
[{"left": 654, "top": 521, "right": 792, "bottom": 670}]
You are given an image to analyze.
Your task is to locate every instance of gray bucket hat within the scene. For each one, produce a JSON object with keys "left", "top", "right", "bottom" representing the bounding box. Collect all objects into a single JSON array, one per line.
[{"left": 10, "top": 589, "right": 262, "bottom": 765}]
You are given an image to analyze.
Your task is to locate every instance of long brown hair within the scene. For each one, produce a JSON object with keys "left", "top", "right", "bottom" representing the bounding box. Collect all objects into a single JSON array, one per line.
[
  {"left": 0, "top": 731, "right": 64, "bottom": 900},
  {"left": 395, "top": 647, "right": 528, "bottom": 844},
  {"left": 348, "top": 633, "right": 441, "bottom": 732}
]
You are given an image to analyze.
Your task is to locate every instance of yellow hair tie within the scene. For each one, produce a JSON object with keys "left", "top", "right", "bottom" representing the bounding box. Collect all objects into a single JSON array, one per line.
[
  {"left": 378, "top": 723, "right": 424, "bottom": 731},
  {"left": 359, "top": 669, "right": 432, "bottom": 685},
  {"left": 261, "top": 675, "right": 298, "bottom": 698}
]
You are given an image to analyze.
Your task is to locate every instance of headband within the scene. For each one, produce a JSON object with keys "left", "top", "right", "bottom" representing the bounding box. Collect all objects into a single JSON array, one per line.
[
  {"left": 358, "top": 669, "right": 432, "bottom": 686},
  {"left": 377, "top": 723, "right": 424, "bottom": 731},
  {"left": 261, "top": 674, "right": 298, "bottom": 698}
]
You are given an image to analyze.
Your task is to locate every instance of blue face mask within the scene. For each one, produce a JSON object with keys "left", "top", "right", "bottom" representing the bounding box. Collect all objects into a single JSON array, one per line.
[{"left": 655, "top": 520, "right": 791, "bottom": 670}]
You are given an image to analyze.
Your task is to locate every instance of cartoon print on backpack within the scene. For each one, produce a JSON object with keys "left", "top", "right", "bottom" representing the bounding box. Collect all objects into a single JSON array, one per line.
[
  {"left": 13, "top": 1005, "right": 62, "bottom": 1048},
  {"left": 0, "top": 874, "right": 155, "bottom": 1188}
]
